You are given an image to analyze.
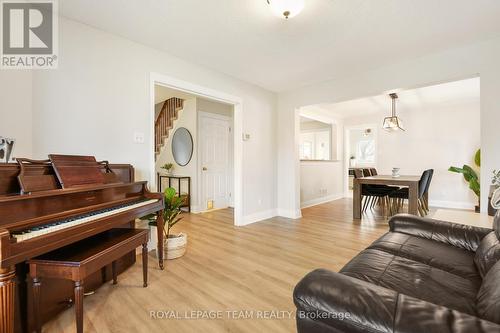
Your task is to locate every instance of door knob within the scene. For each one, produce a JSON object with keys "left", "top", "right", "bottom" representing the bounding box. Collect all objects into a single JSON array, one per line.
[{"left": 202, "top": 167, "right": 207, "bottom": 171}]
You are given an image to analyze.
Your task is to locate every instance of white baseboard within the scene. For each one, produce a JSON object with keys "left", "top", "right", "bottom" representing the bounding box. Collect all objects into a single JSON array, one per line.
[
  {"left": 300, "top": 193, "right": 344, "bottom": 209},
  {"left": 241, "top": 209, "right": 278, "bottom": 226},
  {"left": 276, "top": 208, "right": 302, "bottom": 219},
  {"left": 429, "top": 200, "right": 476, "bottom": 210},
  {"left": 190, "top": 205, "right": 202, "bottom": 214}
]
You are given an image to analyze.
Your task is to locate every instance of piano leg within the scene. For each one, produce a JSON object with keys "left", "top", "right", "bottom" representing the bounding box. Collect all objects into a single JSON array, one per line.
[
  {"left": 0, "top": 266, "right": 16, "bottom": 333},
  {"left": 156, "top": 211, "right": 165, "bottom": 270}
]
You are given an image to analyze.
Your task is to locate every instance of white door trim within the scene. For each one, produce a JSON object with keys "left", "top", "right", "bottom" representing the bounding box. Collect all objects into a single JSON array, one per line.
[
  {"left": 198, "top": 111, "right": 232, "bottom": 212},
  {"left": 198, "top": 111, "right": 231, "bottom": 121},
  {"left": 149, "top": 72, "right": 244, "bottom": 226}
]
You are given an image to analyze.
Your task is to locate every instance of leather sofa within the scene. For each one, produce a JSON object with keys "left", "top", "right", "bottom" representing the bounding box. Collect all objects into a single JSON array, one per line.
[{"left": 293, "top": 213, "right": 500, "bottom": 332}]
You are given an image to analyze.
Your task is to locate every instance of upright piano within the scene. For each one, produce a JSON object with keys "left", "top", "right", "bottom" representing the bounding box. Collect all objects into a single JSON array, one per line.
[{"left": 0, "top": 156, "right": 165, "bottom": 333}]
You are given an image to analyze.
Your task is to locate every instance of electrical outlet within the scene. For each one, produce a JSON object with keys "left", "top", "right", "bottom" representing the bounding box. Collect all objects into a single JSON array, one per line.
[
  {"left": 133, "top": 131, "right": 145, "bottom": 144},
  {"left": 258, "top": 198, "right": 262, "bottom": 206}
]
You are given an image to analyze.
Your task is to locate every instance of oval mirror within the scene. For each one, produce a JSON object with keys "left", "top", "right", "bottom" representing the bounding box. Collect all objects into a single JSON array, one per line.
[{"left": 171, "top": 127, "right": 193, "bottom": 166}]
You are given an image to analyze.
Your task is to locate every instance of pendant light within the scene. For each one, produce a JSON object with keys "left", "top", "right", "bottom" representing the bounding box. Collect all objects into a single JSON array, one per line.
[
  {"left": 382, "top": 93, "right": 405, "bottom": 131},
  {"left": 266, "top": 0, "right": 304, "bottom": 19}
]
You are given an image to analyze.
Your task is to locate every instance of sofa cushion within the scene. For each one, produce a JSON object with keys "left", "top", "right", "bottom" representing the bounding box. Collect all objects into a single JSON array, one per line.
[
  {"left": 369, "top": 232, "right": 480, "bottom": 281},
  {"left": 389, "top": 214, "right": 491, "bottom": 252},
  {"left": 477, "top": 261, "right": 500, "bottom": 324},
  {"left": 474, "top": 232, "right": 500, "bottom": 278},
  {"left": 340, "top": 248, "right": 479, "bottom": 315}
]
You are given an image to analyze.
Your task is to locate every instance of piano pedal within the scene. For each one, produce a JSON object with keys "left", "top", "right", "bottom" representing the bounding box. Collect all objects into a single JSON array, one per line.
[
  {"left": 59, "top": 298, "right": 73, "bottom": 308},
  {"left": 83, "top": 290, "right": 96, "bottom": 297},
  {"left": 60, "top": 290, "right": 94, "bottom": 310}
]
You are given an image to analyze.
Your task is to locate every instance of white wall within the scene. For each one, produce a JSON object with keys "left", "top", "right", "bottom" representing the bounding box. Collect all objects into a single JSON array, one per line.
[
  {"left": 278, "top": 36, "right": 500, "bottom": 216},
  {"left": 300, "top": 161, "right": 344, "bottom": 208},
  {"left": 30, "top": 18, "right": 276, "bottom": 220},
  {"left": 0, "top": 71, "right": 33, "bottom": 158},
  {"left": 342, "top": 98, "right": 480, "bottom": 209},
  {"left": 299, "top": 117, "right": 344, "bottom": 208}
]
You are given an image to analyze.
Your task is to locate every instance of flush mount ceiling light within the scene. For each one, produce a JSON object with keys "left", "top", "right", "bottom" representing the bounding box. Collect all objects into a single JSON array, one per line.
[
  {"left": 382, "top": 93, "right": 405, "bottom": 132},
  {"left": 267, "top": 0, "right": 304, "bottom": 19}
]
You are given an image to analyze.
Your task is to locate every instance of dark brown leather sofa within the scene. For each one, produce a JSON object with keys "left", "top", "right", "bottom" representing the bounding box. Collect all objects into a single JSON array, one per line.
[{"left": 294, "top": 213, "right": 500, "bottom": 333}]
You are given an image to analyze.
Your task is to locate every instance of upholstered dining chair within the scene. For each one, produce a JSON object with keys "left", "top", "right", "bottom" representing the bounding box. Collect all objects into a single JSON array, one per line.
[
  {"left": 389, "top": 169, "right": 433, "bottom": 217},
  {"left": 420, "top": 169, "right": 434, "bottom": 214},
  {"left": 354, "top": 169, "right": 394, "bottom": 215}
]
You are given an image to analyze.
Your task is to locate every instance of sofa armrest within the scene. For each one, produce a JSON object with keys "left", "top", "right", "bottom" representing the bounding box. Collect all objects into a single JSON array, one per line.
[
  {"left": 389, "top": 213, "right": 492, "bottom": 252},
  {"left": 294, "top": 269, "right": 398, "bottom": 333},
  {"left": 294, "top": 269, "right": 500, "bottom": 333}
]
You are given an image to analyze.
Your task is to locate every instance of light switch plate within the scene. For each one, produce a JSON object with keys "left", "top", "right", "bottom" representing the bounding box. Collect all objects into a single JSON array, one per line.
[{"left": 133, "top": 131, "right": 145, "bottom": 144}]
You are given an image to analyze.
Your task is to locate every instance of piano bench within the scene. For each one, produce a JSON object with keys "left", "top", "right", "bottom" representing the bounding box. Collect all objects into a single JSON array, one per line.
[{"left": 27, "top": 228, "right": 149, "bottom": 333}]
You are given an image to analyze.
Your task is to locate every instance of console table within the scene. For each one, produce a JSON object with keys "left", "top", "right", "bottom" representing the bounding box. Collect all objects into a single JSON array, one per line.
[{"left": 157, "top": 174, "right": 191, "bottom": 212}]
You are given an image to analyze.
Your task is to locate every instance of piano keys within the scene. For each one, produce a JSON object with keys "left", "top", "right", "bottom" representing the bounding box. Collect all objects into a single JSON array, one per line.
[
  {"left": 11, "top": 199, "right": 159, "bottom": 242},
  {"left": 0, "top": 156, "right": 165, "bottom": 333}
]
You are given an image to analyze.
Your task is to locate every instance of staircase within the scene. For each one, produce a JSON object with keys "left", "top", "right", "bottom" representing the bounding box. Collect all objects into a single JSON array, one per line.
[{"left": 155, "top": 97, "right": 184, "bottom": 160}]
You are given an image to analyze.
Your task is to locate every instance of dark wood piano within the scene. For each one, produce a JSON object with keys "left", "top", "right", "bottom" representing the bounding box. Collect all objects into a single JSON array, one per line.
[{"left": 0, "top": 155, "right": 165, "bottom": 333}]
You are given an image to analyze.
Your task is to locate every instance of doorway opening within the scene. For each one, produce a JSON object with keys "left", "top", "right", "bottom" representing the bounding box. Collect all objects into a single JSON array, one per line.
[
  {"left": 295, "top": 76, "right": 480, "bottom": 214},
  {"left": 344, "top": 124, "right": 378, "bottom": 197},
  {"left": 150, "top": 73, "right": 242, "bottom": 225}
]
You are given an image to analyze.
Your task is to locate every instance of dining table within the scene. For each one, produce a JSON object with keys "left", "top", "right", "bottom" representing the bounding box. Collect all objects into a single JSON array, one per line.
[{"left": 353, "top": 175, "right": 423, "bottom": 219}]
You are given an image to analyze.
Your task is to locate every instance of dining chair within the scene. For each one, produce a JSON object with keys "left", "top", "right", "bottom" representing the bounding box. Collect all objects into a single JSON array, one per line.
[
  {"left": 366, "top": 168, "right": 399, "bottom": 208},
  {"left": 421, "top": 169, "right": 434, "bottom": 214},
  {"left": 354, "top": 169, "right": 392, "bottom": 216},
  {"left": 389, "top": 169, "right": 433, "bottom": 217}
]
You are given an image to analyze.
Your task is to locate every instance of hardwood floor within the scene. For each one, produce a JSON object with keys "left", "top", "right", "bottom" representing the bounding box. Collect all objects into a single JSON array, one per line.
[{"left": 44, "top": 199, "right": 391, "bottom": 333}]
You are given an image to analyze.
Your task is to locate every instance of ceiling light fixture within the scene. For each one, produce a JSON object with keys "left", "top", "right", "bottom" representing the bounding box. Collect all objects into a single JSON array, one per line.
[
  {"left": 266, "top": 0, "right": 304, "bottom": 19},
  {"left": 382, "top": 93, "right": 405, "bottom": 132}
]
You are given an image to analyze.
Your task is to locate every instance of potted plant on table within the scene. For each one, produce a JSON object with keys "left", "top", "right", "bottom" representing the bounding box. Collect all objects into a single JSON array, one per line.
[
  {"left": 161, "top": 162, "right": 174, "bottom": 175},
  {"left": 349, "top": 156, "right": 356, "bottom": 168},
  {"left": 148, "top": 187, "right": 187, "bottom": 260},
  {"left": 449, "top": 149, "right": 481, "bottom": 212}
]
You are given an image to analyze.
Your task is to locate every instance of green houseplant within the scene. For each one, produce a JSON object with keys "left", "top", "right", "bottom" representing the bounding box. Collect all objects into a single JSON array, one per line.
[
  {"left": 161, "top": 162, "right": 174, "bottom": 174},
  {"left": 148, "top": 187, "right": 187, "bottom": 259},
  {"left": 449, "top": 149, "right": 481, "bottom": 212}
]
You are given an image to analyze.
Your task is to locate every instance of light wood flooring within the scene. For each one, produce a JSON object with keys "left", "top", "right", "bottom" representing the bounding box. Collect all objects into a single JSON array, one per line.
[{"left": 44, "top": 199, "right": 393, "bottom": 333}]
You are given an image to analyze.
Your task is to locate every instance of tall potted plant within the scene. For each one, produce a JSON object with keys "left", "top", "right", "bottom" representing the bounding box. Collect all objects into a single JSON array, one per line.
[
  {"left": 449, "top": 149, "right": 481, "bottom": 212},
  {"left": 148, "top": 187, "right": 187, "bottom": 260}
]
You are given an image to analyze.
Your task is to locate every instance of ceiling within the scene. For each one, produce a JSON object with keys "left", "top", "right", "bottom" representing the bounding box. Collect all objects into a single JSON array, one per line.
[
  {"left": 301, "top": 77, "right": 480, "bottom": 120},
  {"left": 60, "top": 1, "right": 500, "bottom": 92}
]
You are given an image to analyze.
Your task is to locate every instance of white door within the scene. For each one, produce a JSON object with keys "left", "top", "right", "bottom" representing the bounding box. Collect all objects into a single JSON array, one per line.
[{"left": 200, "top": 113, "right": 230, "bottom": 210}]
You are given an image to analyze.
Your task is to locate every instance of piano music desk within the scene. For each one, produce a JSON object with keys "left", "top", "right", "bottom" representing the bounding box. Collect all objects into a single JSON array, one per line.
[{"left": 28, "top": 229, "right": 149, "bottom": 333}]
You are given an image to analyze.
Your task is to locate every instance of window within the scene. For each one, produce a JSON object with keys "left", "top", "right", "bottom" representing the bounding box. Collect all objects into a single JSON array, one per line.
[
  {"left": 299, "top": 129, "right": 331, "bottom": 160},
  {"left": 300, "top": 141, "right": 313, "bottom": 160},
  {"left": 356, "top": 139, "right": 375, "bottom": 163}
]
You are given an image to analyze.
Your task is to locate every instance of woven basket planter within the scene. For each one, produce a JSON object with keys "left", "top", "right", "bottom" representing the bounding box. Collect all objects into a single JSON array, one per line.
[{"left": 149, "top": 226, "right": 187, "bottom": 260}]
